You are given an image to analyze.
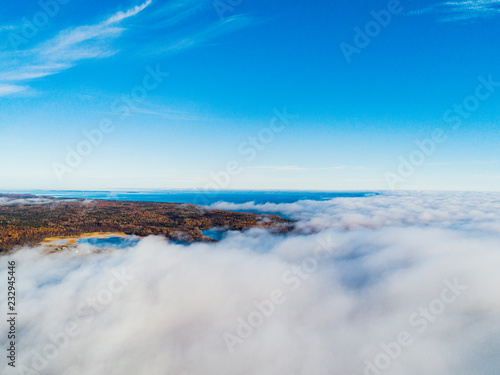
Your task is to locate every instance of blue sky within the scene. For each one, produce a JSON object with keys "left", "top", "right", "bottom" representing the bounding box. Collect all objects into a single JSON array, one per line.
[{"left": 0, "top": 0, "right": 499, "bottom": 191}]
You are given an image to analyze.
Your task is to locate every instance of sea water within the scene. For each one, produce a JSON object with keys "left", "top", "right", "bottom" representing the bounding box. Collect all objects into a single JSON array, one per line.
[{"left": 14, "top": 190, "right": 376, "bottom": 206}]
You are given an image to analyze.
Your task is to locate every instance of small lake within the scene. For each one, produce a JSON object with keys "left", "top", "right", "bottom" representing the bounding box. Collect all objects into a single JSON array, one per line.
[
  {"left": 202, "top": 229, "right": 225, "bottom": 240},
  {"left": 76, "top": 236, "right": 140, "bottom": 249},
  {"left": 46, "top": 234, "right": 140, "bottom": 250}
]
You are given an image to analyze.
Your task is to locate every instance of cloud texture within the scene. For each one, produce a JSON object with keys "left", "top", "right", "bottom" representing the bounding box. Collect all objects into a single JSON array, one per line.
[
  {"left": 1, "top": 192, "right": 500, "bottom": 375},
  {"left": 0, "top": 197, "right": 54, "bottom": 206},
  {"left": 411, "top": 0, "right": 500, "bottom": 21}
]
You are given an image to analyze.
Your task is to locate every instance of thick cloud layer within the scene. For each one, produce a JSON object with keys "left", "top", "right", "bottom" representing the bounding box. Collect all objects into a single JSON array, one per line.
[
  {"left": 209, "top": 191, "right": 500, "bottom": 233},
  {"left": 1, "top": 192, "right": 500, "bottom": 375}
]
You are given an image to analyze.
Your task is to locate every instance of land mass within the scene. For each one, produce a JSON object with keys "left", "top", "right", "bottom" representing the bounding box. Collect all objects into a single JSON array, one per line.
[{"left": 0, "top": 194, "right": 293, "bottom": 252}]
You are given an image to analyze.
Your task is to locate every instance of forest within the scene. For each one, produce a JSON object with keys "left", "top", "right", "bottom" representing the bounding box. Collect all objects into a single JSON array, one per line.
[{"left": 0, "top": 194, "right": 293, "bottom": 252}]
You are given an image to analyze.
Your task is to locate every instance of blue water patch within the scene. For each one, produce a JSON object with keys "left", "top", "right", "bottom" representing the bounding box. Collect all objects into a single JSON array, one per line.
[
  {"left": 10, "top": 190, "right": 377, "bottom": 206},
  {"left": 201, "top": 229, "right": 225, "bottom": 240},
  {"left": 76, "top": 236, "right": 140, "bottom": 249}
]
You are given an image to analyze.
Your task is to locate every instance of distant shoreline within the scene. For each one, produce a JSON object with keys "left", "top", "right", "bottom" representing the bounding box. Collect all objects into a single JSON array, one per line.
[{"left": 0, "top": 194, "right": 293, "bottom": 253}]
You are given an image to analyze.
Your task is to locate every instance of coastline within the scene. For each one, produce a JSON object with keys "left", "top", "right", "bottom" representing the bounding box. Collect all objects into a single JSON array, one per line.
[{"left": 0, "top": 194, "right": 293, "bottom": 253}]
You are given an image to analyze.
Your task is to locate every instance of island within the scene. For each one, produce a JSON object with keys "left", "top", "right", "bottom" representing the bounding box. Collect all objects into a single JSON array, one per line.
[{"left": 0, "top": 194, "right": 293, "bottom": 253}]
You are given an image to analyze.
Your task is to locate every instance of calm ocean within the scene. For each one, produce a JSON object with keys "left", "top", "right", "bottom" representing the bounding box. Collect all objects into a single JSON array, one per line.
[{"left": 18, "top": 190, "right": 376, "bottom": 205}]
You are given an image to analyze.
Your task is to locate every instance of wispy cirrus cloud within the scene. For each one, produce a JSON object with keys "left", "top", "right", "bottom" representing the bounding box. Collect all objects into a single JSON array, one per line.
[
  {"left": 246, "top": 165, "right": 366, "bottom": 171},
  {"left": 0, "top": 63, "right": 69, "bottom": 82},
  {"left": 102, "top": 104, "right": 210, "bottom": 121},
  {"left": 104, "top": 0, "right": 152, "bottom": 25},
  {"left": 0, "top": 83, "right": 26, "bottom": 96},
  {"left": 0, "top": 0, "right": 152, "bottom": 96},
  {"left": 137, "top": 0, "right": 255, "bottom": 56},
  {"left": 0, "top": 25, "right": 16, "bottom": 31},
  {"left": 0, "top": 0, "right": 254, "bottom": 97},
  {"left": 411, "top": 0, "right": 500, "bottom": 21},
  {"left": 465, "top": 159, "right": 500, "bottom": 165},
  {"left": 154, "top": 14, "right": 254, "bottom": 56}
]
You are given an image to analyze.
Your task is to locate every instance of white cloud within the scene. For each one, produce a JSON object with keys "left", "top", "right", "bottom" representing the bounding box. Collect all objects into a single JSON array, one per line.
[
  {"left": 1, "top": 192, "right": 500, "bottom": 374},
  {"left": 0, "top": 63, "right": 69, "bottom": 82},
  {"left": 152, "top": 14, "right": 254, "bottom": 56},
  {"left": 0, "top": 197, "right": 52, "bottom": 205},
  {"left": 209, "top": 191, "right": 500, "bottom": 234},
  {"left": 0, "top": 196, "right": 76, "bottom": 205},
  {"left": 411, "top": 0, "right": 500, "bottom": 21},
  {"left": 104, "top": 0, "right": 153, "bottom": 25},
  {"left": 0, "top": 0, "right": 253, "bottom": 97},
  {"left": 0, "top": 25, "right": 16, "bottom": 31},
  {"left": 246, "top": 165, "right": 365, "bottom": 171},
  {"left": 0, "top": 83, "right": 26, "bottom": 96},
  {"left": 0, "top": 1, "right": 152, "bottom": 95}
]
